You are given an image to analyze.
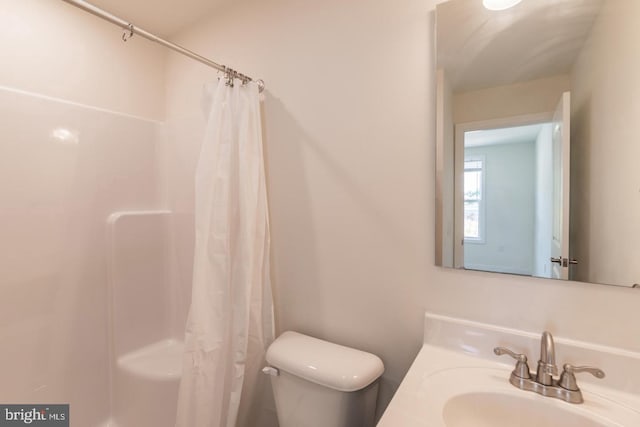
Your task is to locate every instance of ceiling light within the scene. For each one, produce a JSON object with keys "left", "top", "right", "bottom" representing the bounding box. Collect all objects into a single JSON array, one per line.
[{"left": 483, "top": 0, "right": 523, "bottom": 11}]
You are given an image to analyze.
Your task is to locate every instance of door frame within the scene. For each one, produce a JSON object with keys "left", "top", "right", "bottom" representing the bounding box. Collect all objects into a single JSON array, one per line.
[
  {"left": 550, "top": 91, "right": 572, "bottom": 280},
  {"left": 453, "top": 112, "right": 554, "bottom": 269}
]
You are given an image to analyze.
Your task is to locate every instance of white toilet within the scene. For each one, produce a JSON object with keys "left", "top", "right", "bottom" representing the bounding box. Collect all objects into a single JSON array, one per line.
[{"left": 263, "top": 331, "right": 384, "bottom": 427}]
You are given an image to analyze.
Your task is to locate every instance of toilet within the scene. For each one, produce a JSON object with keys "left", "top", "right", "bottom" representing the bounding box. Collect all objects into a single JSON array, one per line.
[{"left": 263, "top": 331, "right": 384, "bottom": 427}]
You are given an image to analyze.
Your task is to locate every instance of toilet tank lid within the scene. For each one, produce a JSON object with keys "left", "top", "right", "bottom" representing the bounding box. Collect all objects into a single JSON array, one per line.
[{"left": 265, "top": 331, "right": 384, "bottom": 392}]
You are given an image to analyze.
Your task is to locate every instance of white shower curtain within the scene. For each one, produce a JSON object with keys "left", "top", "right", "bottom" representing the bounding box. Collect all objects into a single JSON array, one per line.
[{"left": 176, "top": 79, "right": 274, "bottom": 427}]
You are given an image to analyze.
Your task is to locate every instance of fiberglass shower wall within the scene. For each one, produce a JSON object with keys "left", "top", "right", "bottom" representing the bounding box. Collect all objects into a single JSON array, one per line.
[
  {"left": 0, "top": 85, "right": 167, "bottom": 425},
  {"left": 0, "top": 1, "right": 169, "bottom": 425}
]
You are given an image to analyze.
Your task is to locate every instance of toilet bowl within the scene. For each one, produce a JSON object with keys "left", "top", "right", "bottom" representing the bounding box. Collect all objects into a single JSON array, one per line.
[{"left": 264, "top": 331, "right": 384, "bottom": 427}]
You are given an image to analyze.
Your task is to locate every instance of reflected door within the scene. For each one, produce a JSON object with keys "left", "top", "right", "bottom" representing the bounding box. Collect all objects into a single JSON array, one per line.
[{"left": 551, "top": 92, "right": 571, "bottom": 280}]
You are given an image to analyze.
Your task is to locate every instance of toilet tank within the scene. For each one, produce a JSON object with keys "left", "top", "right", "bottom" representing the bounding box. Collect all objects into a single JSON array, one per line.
[{"left": 265, "top": 331, "right": 384, "bottom": 427}]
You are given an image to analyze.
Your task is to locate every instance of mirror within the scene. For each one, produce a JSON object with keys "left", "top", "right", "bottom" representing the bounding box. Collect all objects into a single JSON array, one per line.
[{"left": 435, "top": 0, "right": 640, "bottom": 288}]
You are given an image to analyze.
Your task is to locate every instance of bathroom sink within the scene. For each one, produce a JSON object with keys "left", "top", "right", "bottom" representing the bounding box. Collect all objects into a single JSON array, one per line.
[
  {"left": 377, "top": 313, "right": 640, "bottom": 427},
  {"left": 420, "top": 367, "right": 638, "bottom": 427},
  {"left": 444, "top": 392, "right": 608, "bottom": 427}
]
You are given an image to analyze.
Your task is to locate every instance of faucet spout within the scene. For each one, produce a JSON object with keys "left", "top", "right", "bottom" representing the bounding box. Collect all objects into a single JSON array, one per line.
[
  {"left": 540, "top": 331, "right": 556, "bottom": 365},
  {"left": 536, "top": 331, "right": 558, "bottom": 385}
]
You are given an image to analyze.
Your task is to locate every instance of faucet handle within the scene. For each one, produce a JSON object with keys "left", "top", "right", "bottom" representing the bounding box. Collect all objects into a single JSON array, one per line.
[
  {"left": 558, "top": 363, "right": 606, "bottom": 391},
  {"left": 494, "top": 347, "right": 531, "bottom": 379}
]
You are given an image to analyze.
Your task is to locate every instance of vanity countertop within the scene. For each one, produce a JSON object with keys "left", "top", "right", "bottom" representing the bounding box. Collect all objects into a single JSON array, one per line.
[{"left": 377, "top": 313, "right": 640, "bottom": 427}]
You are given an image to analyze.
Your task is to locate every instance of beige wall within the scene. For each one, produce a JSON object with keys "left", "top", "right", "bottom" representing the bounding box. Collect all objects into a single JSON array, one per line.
[
  {"left": 0, "top": 0, "right": 166, "bottom": 120},
  {"left": 453, "top": 74, "right": 570, "bottom": 124},
  {"left": 570, "top": 0, "right": 640, "bottom": 287},
  {"left": 164, "top": 0, "right": 640, "bottom": 420},
  {"left": 164, "top": 0, "right": 432, "bottom": 416}
]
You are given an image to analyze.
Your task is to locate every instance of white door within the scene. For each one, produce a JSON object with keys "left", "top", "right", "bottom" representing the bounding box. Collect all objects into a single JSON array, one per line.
[{"left": 550, "top": 92, "right": 571, "bottom": 280}]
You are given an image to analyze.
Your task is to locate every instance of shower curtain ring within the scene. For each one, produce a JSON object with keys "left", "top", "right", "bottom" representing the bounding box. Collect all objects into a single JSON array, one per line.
[
  {"left": 225, "top": 68, "right": 235, "bottom": 87},
  {"left": 122, "top": 24, "right": 134, "bottom": 42}
]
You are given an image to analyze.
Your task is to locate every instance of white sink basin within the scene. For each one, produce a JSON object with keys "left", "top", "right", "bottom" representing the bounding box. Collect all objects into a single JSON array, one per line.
[
  {"left": 419, "top": 367, "right": 640, "bottom": 427},
  {"left": 444, "top": 392, "right": 606, "bottom": 427},
  {"left": 378, "top": 313, "right": 640, "bottom": 427}
]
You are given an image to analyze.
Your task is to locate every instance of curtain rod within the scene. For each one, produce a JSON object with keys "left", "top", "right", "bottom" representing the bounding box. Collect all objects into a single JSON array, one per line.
[{"left": 60, "top": 0, "right": 265, "bottom": 92}]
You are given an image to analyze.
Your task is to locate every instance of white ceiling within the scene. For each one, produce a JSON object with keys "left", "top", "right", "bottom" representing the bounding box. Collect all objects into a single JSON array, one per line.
[
  {"left": 465, "top": 123, "right": 545, "bottom": 148},
  {"left": 87, "top": 0, "right": 232, "bottom": 37},
  {"left": 437, "top": 0, "right": 604, "bottom": 92}
]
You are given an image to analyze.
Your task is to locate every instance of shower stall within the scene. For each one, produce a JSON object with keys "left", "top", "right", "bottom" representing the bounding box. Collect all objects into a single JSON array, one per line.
[
  {"left": 0, "top": 78, "right": 185, "bottom": 426},
  {"left": 0, "top": 1, "right": 273, "bottom": 426}
]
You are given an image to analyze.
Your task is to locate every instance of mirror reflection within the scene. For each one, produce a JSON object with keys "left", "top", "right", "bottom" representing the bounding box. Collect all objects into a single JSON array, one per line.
[{"left": 435, "top": 0, "right": 640, "bottom": 288}]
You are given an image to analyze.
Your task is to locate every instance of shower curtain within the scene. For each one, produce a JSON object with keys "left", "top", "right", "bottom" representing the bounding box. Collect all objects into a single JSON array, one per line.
[{"left": 176, "top": 78, "right": 274, "bottom": 427}]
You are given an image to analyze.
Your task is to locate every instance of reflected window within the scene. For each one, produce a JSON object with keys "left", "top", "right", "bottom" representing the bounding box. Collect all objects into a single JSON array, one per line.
[{"left": 464, "top": 157, "right": 485, "bottom": 242}]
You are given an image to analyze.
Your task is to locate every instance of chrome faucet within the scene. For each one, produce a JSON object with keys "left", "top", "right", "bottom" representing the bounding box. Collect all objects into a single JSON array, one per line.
[
  {"left": 535, "top": 331, "right": 558, "bottom": 386},
  {"left": 494, "top": 331, "right": 605, "bottom": 404}
]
